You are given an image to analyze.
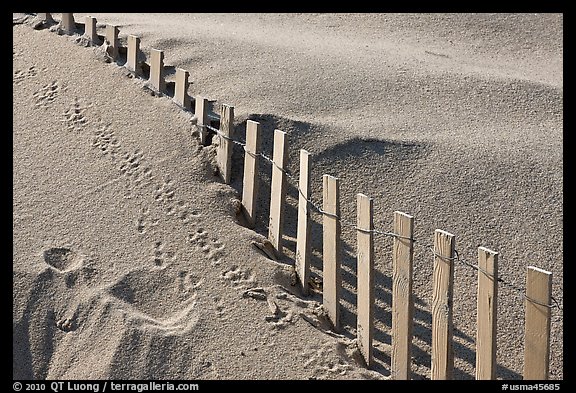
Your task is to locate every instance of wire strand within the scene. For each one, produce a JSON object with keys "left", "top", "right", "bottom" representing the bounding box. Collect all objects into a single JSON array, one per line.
[{"left": 196, "top": 119, "right": 562, "bottom": 312}]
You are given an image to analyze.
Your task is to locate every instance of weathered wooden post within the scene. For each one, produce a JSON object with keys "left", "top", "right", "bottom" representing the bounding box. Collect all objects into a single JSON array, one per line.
[
  {"left": 295, "top": 149, "right": 312, "bottom": 295},
  {"left": 60, "top": 13, "right": 75, "bottom": 34},
  {"left": 323, "top": 174, "right": 341, "bottom": 331},
  {"left": 392, "top": 211, "right": 415, "bottom": 379},
  {"left": 126, "top": 35, "right": 141, "bottom": 74},
  {"left": 174, "top": 68, "right": 191, "bottom": 109},
  {"left": 217, "top": 104, "right": 234, "bottom": 184},
  {"left": 241, "top": 120, "right": 261, "bottom": 228},
  {"left": 268, "top": 129, "right": 288, "bottom": 255},
  {"left": 431, "top": 229, "right": 455, "bottom": 380},
  {"left": 105, "top": 25, "right": 119, "bottom": 60},
  {"left": 84, "top": 16, "right": 97, "bottom": 43},
  {"left": 476, "top": 247, "right": 498, "bottom": 380},
  {"left": 356, "top": 193, "right": 374, "bottom": 367},
  {"left": 38, "top": 13, "right": 54, "bottom": 22},
  {"left": 194, "top": 97, "right": 209, "bottom": 146},
  {"left": 524, "top": 266, "right": 552, "bottom": 380},
  {"left": 149, "top": 49, "right": 165, "bottom": 92}
]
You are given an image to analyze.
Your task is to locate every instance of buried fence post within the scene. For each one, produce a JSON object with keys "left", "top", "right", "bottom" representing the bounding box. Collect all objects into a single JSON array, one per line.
[
  {"left": 392, "top": 211, "right": 415, "bottom": 379},
  {"left": 524, "top": 266, "right": 552, "bottom": 380},
  {"left": 241, "top": 120, "right": 261, "bottom": 228},
  {"left": 268, "top": 129, "right": 288, "bottom": 256},
  {"left": 126, "top": 35, "right": 141, "bottom": 74},
  {"left": 149, "top": 49, "right": 165, "bottom": 92},
  {"left": 356, "top": 193, "right": 374, "bottom": 367},
  {"left": 195, "top": 97, "right": 209, "bottom": 146},
  {"left": 431, "top": 229, "right": 455, "bottom": 380},
  {"left": 38, "top": 13, "right": 54, "bottom": 22},
  {"left": 60, "top": 13, "right": 75, "bottom": 34},
  {"left": 105, "top": 25, "right": 119, "bottom": 61},
  {"left": 295, "top": 149, "right": 312, "bottom": 295},
  {"left": 323, "top": 174, "right": 341, "bottom": 331},
  {"left": 476, "top": 247, "right": 498, "bottom": 380},
  {"left": 84, "top": 16, "right": 98, "bottom": 44},
  {"left": 174, "top": 68, "right": 191, "bottom": 110},
  {"left": 217, "top": 104, "right": 234, "bottom": 184}
]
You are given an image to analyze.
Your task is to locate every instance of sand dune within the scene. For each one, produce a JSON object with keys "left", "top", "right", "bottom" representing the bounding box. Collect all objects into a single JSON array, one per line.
[{"left": 13, "top": 13, "right": 562, "bottom": 379}]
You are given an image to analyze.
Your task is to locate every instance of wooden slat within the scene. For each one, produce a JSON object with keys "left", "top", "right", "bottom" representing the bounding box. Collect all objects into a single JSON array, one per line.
[
  {"left": 61, "top": 13, "right": 75, "bottom": 34},
  {"left": 174, "top": 68, "right": 190, "bottom": 109},
  {"left": 476, "top": 246, "right": 498, "bottom": 380},
  {"left": 126, "top": 35, "right": 141, "bottom": 74},
  {"left": 323, "top": 174, "right": 341, "bottom": 331},
  {"left": 268, "top": 129, "right": 288, "bottom": 256},
  {"left": 217, "top": 104, "right": 234, "bottom": 184},
  {"left": 356, "top": 193, "right": 374, "bottom": 367},
  {"left": 524, "top": 266, "right": 552, "bottom": 380},
  {"left": 84, "top": 16, "right": 97, "bottom": 43},
  {"left": 431, "top": 229, "right": 455, "bottom": 380},
  {"left": 149, "top": 49, "right": 165, "bottom": 92},
  {"left": 241, "top": 120, "right": 261, "bottom": 228},
  {"left": 392, "top": 211, "right": 415, "bottom": 379},
  {"left": 295, "top": 149, "right": 312, "bottom": 295},
  {"left": 194, "top": 97, "right": 209, "bottom": 146},
  {"left": 105, "top": 25, "right": 119, "bottom": 60}
]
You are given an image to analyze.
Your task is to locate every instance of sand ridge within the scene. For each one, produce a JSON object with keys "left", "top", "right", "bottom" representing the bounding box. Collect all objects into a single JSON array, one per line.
[{"left": 13, "top": 13, "right": 562, "bottom": 380}]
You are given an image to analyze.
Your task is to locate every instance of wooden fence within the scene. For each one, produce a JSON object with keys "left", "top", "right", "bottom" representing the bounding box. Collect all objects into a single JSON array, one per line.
[{"left": 37, "top": 13, "right": 559, "bottom": 380}]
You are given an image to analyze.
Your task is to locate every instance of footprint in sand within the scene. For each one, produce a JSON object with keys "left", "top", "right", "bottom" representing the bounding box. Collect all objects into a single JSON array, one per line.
[
  {"left": 43, "top": 247, "right": 84, "bottom": 273},
  {"left": 33, "top": 80, "right": 66, "bottom": 107},
  {"left": 13, "top": 47, "right": 23, "bottom": 60},
  {"left": 55, "top": 316, "right": 77, "bottom": 332},
  {"left": 118, "top": 149, "right": 154, "bottom": 198},
  {"left": 186, "top": 228, "right": 225, "bottom": 266},
  {"left": 136, "top": 207, "right": 159, "bottom": 235},
  {"left": 178, "top": 270, "right": 203, "bottom": 294},
  {"left": 13, "top": 66, "right": 38, "bottom": 85},
  {"left": 92, "top": 121, "right": 121, "bottom": 161},
  {"left": 107, "top": 268, "right": 199, "bottom": 332},
  {"left": 221, "top": 266, "right": 255, "bottom": 288},
  {"left": 62, "top": 98, "right": 92, "bottom": 132},
  {"left": 152, "top": 240, "right": 176, "bottom": 268},
  {"left": 152, "top": 177, "right": 201, "bottom": 224},
  {"left": 299, "top": 340, "right": 355, "bottom": 379},
  {"left": 212, "top": 296, "right": 226, "bottom": 319}
]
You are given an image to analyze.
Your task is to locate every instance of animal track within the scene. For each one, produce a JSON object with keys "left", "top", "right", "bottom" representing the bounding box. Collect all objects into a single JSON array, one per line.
[
  {"left": 92, "top": 122, "right": 121, "bottom": 160},
  {"left": 62, "top": 98, "right": 92, "bottom": 132},
  {"left": 33, "top": 80, "right": 65, "bottom": 107},
  {"left": 136, "top": 207, "right": 159, "bottom": 234},
  {"left": 221, "top": 266, "right": 255, "bottom": 288},
  {"left": 13, "top": 66, "right": 38, "bottom": 85},
  {"left": 118, "top": 149, "right": 154, "bottom": 198},
  {"left": 153, "top": 178, "right": 199, "bottom": 225},
  {"left": 152, "top": 241, "right": 176, "bottom": 268},
  {"left": 213, "top": 296, "right": 226, "bottom": 318},
  {"left": 153, "top": 178, "right": 176, "bottom": 204},
  {"left": 13, "top": 47, "right": 23, "bottom": 60},
  {"left": 178, "top": 270, "right": 203, "bottom": 294},
  {"left": 89, "top": 119, "right": 155, "bottom": 200},
  {"left": 187, "top": 228, "right": 224, "bottom": 266},
  {"left": 299, "top": 340, "right": 355, "bottom": 379},
  {"left": 56, "top": 316, "right": 77, "bottom": 332}
]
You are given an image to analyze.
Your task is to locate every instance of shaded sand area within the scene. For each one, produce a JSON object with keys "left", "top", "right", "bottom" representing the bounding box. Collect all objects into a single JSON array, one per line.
[{"left": 13, "top": 13, "right": 562, "bottom": 379}]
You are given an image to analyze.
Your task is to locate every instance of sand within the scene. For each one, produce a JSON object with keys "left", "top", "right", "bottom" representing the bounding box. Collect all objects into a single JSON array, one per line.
[{"left": 13, "top": 13, "right": 562, "bottom": 380}]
